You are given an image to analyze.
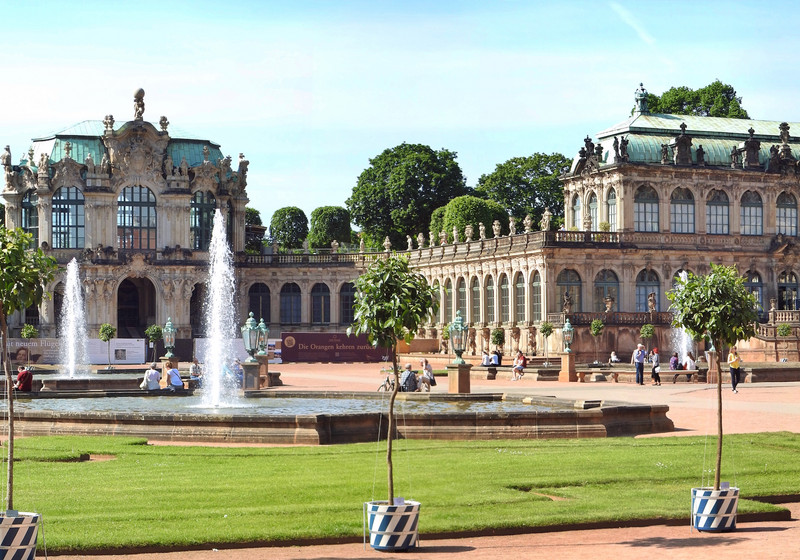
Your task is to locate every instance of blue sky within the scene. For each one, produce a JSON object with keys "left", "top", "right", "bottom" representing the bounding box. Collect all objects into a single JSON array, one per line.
[{"left": 2, "top": 1, "right": 800, "bottom": 227}]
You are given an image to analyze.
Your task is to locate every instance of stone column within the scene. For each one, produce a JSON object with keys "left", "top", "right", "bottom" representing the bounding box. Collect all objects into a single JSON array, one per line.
[
  {"left": 447, "top": 363, "right": 471, "bottom": 393},
  {"left": 558, "top": 351, "right": 577, "bottom": 382}
]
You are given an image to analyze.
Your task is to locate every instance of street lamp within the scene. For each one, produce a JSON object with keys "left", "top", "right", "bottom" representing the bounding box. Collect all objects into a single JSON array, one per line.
[
  {"left": 163, "top": 317, "right": 176, "bottom": 359},
  {"left": 241, "top": 312, "right": 259, "bottom": 363},
  {"left": 448, "top": 310, "right": 467, "bottom": 365},
  {"left": 256, "top": 317, "right": 269, "bottom": 356},
  {"left": 562, "top": 318, "right": 574, "bottom": 354}
]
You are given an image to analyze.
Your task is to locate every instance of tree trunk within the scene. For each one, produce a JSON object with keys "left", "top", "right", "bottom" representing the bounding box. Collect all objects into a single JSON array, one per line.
[
  {"left": 715, "top": 340, "right": 723, "bottom": 491},
  {"left": 1, "top": 310, "right": 15, "bottom": 510},
  {"left": 386, "top": 344, "right": 398, "bottom": 504}
]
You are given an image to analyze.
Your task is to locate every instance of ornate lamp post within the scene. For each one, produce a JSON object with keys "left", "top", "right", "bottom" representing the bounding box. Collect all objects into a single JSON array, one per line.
[
  {"left": 562, "top": 318, "right": 574, "bottom": 353},
  {"left": 256, "top": 318, "right": 269, "bottom": 356},
  {"left": 446, "top": 310, "right": 471, "bottom": 393},
  {"left": 163, "top": 317, "right": 176, "bottom": 360},
  {"left": 559, "top": 318, "right": 577, "bottom": 382},
  {"left": 241, "top": 312, "right": 259, "bottom": 363},
  {"left": 448, "top": 310, "right": 466, "bottom": 365}
]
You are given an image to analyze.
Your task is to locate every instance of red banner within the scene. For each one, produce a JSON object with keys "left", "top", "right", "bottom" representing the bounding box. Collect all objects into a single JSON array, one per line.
[{"left": 280, "top": 332, "right": 389, "bottom": 363}]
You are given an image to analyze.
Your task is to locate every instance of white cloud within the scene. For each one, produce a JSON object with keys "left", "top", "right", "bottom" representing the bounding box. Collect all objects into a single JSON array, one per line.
[{"left": 609, "top": 2, "right": 656, "bottom": 45}]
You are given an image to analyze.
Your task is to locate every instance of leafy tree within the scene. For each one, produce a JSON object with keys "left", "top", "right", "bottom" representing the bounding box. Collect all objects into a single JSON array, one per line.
[
  {"left": 245, "top": 207, "right": 262, "bottom": 226},
  {"left": 429, "top": 206, "right": 446, "bottom": 243},
  {"left": 645, "top": 80, "right": 749, "bottom": 118},
  {"left": 539, "top": 321, "right": 554, "bottom": 365},
  {"left": 640, "top": 323, "right": 655, "bottom": 352},
  {"left": 99, "top": 323, "right": 117, "bottom": 369},
  {"left": 475, "top": 153, "right": 570, "bottom": 227},
  {"left": 0, "top": 227, "right": 58, "bottom": 509},
  {"left": 307, "top": 206, "right": 352, "bottom": 248},
  {"left": 347, "top": 143, "right": 468, "bottom": 248},
  {"left": 20, "top": 323, "right": 39, "bottom": 339},
  {"left": 269, "top": 206, "right": 308, "bottom": 250},
  {"left": 437, "top": 196, "right": 508, "bottom": 242},
  {"left": 144, "top": 324, "right": 163, "bottom": 363},
  {"left": 667, "top": 264, "right": 758, "bottom": 490},
  {"left": 590, "top": 319, "right": 604, "bottom": 364},
  {"left": 491, "top": 328, "right": 505, "bottom": 354},
  {"left": 347, "top": 255, "right": 438, "bottom": 503}
]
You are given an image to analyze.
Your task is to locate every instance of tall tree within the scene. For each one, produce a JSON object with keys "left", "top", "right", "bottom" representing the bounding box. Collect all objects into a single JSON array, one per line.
[
  {"left": 435, "top": 195, "right": 508, "bottom": 242},
  {"left": 474, "top": 153, "right": 570, "bottom": 227},
  {"left": 645, "top": 80, "right": 749, "bottom": 118},
  {"left": 269, "top": 206, "right": 308, "bottom": 250},
  {"left": 347, "top": 143, "right": 468, "bottom": 248},
  {"left": 307, "top": 206, "right": 352, "bottom": 248},
  {"left": 245, "top": 207, "right": 262, "bottom": 226}
]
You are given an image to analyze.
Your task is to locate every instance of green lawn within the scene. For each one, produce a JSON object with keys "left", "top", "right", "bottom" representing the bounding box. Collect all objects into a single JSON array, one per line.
[{"left": 4, "top": 432, "right": 799, "bottom": 552}]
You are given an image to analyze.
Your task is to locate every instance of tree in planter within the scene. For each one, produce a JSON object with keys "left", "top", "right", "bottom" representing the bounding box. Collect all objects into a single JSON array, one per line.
[
  {"left": 590, "top": 319, "right": 604, "bottom": 364},
  {"left": 347, "top": 255, "right": 437, "bottom": 503},
  {"left": 99, "top": 323, "right": 117, "bottom": 370},
  {"left": 491, "top": 328, "right": 505, "bottom": 358},
  {"left": 440, "top": 326, "right": 450, "bottom": 355},
  {"left": 776, "top": 322, "right": 792, "bottom": 362},
  {"left": 539, "top": 321, "right": 554, "bottom": 365},
  {"left": 640, "top": 323, "right": 655, "bottom": 352},
  {"left": 667, "top": 264, "right": 758, "bottom": 491},
  {"left": 0, "top": 227, "right": 58, "bottom": 509},
  {"left": 144, "top": 324, "right": 163, "bottom": 363},
  {"left": 20, "top": 323, "right": 39, "bottom": 339}
]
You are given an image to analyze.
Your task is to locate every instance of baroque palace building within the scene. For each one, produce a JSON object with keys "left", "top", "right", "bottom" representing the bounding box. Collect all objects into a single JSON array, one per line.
[{"left": 1, "top": 86, "right": 795, "bottom": 360}]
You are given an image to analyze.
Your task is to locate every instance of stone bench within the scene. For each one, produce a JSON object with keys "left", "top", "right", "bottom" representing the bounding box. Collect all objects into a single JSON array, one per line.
[
  {"left": 670, "top": 369, "right": 701, "bottom": 383},
  {"left": 472, "top": 365, "right": 513, "bottom": 379}
]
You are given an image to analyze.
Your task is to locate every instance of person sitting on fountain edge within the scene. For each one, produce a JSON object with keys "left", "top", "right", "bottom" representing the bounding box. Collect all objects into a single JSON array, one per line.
[
  {"left": 165, "top": 362, "right": 184, "bottom": 391},
  {"left": 141, "top": 363, "right": 161, "bottom": 390},
  {"left": 14, "top": 365, "right": 33, "bottom": 392}
]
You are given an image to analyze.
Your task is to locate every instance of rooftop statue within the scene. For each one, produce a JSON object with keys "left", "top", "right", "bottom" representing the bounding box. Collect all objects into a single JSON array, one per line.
[{"left": 134, "top": 88, "right": 145, "bottom": 120}]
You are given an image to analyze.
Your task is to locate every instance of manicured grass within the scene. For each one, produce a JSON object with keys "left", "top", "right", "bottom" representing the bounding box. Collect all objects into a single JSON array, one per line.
[{"left": 3, "top": 432, "right": 799, "bottom": 552}]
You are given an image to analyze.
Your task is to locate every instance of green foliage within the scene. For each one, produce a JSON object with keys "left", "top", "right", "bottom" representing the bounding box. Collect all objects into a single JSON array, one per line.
[
  {"left": 437, "top": 195, "right": 508, "bottom": 242},
  {"left": 144, "top": 324, "right": 162, "bottom": 343},
  {"left": 491, "top": 328, "right": 505, "bottom": 348},
  {"left": 20, "top": 323, "right": 39, "bottom": 339},
  {"left": 598, "top": 221, "right": 611, "bottom": 232},
  {"left": 347, "top": 143, "right": 468, "bottom": 248},
  {"left": 645, "top": 80, "right": 749, "bottom": 118},
  {"left": 539, "top": 321, "right": 554, "bottom": 338},
  {"left": 590, "top": 319, "right": 604, "bottom": 337},
  {"left": 475, "top": 153, "right": 570, "bottom": 226},
  {"left": 269, "top": 206, "right": 309, "bottom": 250},
  {"left": 640, "top": 323, "right": 655, "bottom": 343},
  {"left": 307, "top": 206, "right": 352, "bottom": 248},
  {"left": 99, "top": 323, "right": 116, "bottom": 342},
  {"left": 245, "top": 207, "right": 262, "bottom": 226},
  {"left": 429, "top": 206, "right": 446, "bottom": 241},
  {"left": 777, "top": 323, "right": 792, "bottom": 337}
]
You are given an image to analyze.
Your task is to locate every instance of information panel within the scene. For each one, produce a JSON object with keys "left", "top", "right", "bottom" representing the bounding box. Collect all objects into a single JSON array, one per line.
[{"left": 280, "top": 332, "right": 387, "bottom": 363}]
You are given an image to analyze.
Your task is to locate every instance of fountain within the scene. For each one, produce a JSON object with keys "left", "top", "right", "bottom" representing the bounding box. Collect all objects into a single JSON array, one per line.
[
  {"left": 58, "top": 258, "right": 89, "bottom": 377},
  {"left": 670, "top": 271, "right": 696, "bottom": 364}
]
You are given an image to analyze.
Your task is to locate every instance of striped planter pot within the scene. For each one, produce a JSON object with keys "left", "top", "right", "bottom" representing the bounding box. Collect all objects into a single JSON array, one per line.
[
  {"left": 691, "top": 487, "right": 739, "bottom": 532},
  {"left": 364, "top": 500, "right": 420, "bottom": 551},
  {"left": 0, "top": 511, "right": 40, "bottom": 560}
]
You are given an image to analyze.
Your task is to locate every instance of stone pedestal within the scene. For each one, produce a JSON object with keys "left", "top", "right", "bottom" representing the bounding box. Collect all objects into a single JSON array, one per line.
[
  {"left": 242, "top": 360, "right": 260, "bottom": 392},
  {"left": 447, "top": 363, "right": 472, "bottom": 393},
  {"left": 559, "top": 352, "right": 577, "bottom": 382}
]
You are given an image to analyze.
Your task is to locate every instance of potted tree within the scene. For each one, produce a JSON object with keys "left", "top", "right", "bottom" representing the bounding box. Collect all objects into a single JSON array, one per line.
[
  {"left": 0, "top": 227, "right": 58, "bottom": 558},
  {"left": 144, "top": 324, "right": 163, "bottom": 363},
  {"left": 640, "top": 323, "right": 655, "bottom": 352},
  {"left": 347, "top": 255, "right": 437, "bottom": 551},
  {"left": 776, "top": 323, "right": 791, "bottom": 362},
  {"left": 590, "top": 319, "right": 604, "bottom": 366},
  {"left": 668, "top": 264, "right": 757, "bottom": 532},
  {"left": 539, "top": 321, "right": 554, "bottom": 366},
  {"left": 99, "top": 323, "right": 117, "bottom": 372},
  {"left": 491, "top": 328, "right": 505, "bottom": 360}
]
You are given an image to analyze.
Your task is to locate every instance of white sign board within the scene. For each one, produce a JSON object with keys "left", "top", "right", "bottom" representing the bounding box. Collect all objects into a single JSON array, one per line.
[{"left": 87, "top": 338, "right": 146, "bottom": 365}]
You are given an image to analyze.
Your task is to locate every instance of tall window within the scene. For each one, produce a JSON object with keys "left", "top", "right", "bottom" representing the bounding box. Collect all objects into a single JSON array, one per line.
[
  {"left": 117, "top": 185, "right": 156, "bottom": 249},
  {"left": 52, "top": 186, "right": 85, "bottom": 249},
  {"left": 778, "top": 271, "right": 798, "bottom": 310},
  {"left": 571, "top": 195, "right": 581, "bottom": 229},
  {"left": 588, "top": 192, "right": 598, "bottom": 230},
  {"left": 499, "top": 274, "right": 510, "bottom": 323},
  {"left": 777, "top": 192, "right": 798, "bottom": 236},
  {"left": 444, "top": 279, "right": 453, "bottom": 323},
  {"left": 514, "top": 272, "right": 525, "bottom": 322},
  {"left": 634, "top": 185, "right": 659, "bottom": 232},
  {"left": 485, "top": 276, "right": 495, "bottom": 323},
  {"left": 311, "top": 283, "right": 330, "bottom": 324},
  {"left": 470, "top": 277, "right": 481, "bottom": 323},
  {"left": 280, "top": 282, "right": 301, "bottom": 324},
  {"left": 190, "top": 190, "right": 216, "bottom": 250},
  {"left": 740, "top": 191, "right": 763, "bottom": 236},
  {"left": 530, "top": 271, "right": 542, "bottom": 321},
  {"left": 635, "top": 269, "right": 660, "bottom": 312},
  {"left": 606, "top": 188, "right": 617, "bottom": 231},
  {"left": 743, "top": 271, "right": 763, "bottom": 313},
  {"left": 594, "top": 269, "right": 620, "bottom": 312},
  {"left": 248, "top": 283, "right": 270, "bottom": 323},
  {"left": 340, "top": 282, "right": 356, "bottom": 325},
  {"left": 670, "top": 187, "right": 694, "bottom": 233},
  {"left": 556, "top": 269, "right": 582, "bottom": 312},
  {"left": 456, "top": 278, "right": 467, "bottom": 319},
  {"left": 706, "top": 190, "right": 729, "bottom": 235},
  {"left": 21, "top": 191, "right": 39, "bottom": 247}
]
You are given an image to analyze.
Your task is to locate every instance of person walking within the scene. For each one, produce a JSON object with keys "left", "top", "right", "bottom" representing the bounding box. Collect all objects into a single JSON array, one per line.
[
  {"left": 631, "top": 344, "right": 646, "bottom": 385},
  {"left": 728, "top": 346, "right": 742, "bottom": 393},
  {"left": 650, "top": 347, "right": 661, "bottom": 385}
]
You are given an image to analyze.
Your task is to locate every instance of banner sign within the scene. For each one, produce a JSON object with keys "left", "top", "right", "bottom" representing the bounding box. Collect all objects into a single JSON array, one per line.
[
  {"left": 7, "top": 338, "right": 146, "bottom": 365},
  {"left": 280, "top": 332, "right": 387, "bottom": 363}
]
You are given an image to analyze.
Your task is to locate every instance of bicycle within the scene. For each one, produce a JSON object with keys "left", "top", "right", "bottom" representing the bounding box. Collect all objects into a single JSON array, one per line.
[{"left": 377, "top": 372, "right": 395, "bottom": 392}]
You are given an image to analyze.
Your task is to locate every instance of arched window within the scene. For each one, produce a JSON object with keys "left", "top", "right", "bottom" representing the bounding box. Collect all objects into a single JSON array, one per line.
[
  {"left": 432, "top": 281, "right": 440, "bottom": 322},
  {"left": 443, "top": 279, "right": 453, "bottom": 323},
  {"left": 190, "top": 190, "right": 216, "bottom": 250},
  {"left": 499, "top": 274, "right": 510, "bottom": 323},
  {"left": 635, "top": 269, "right": 660, "bottom": 312},
  {"left": 777, "top": 192, "right": 798, "bottom": 236},
  {"left": 740, "top": 191, "right": 763, "bottom": 236},
  {"left": 21, "top": 191, "right": 39, "bottom": 247},
  {"left": 470, "top": 277, "right": 481, "bottom": 323},
  {"left": 514, "top": 272, "right": 525, "bottom": 322},
  {"left": 311, "top": 283, "right": 330, "bottom": 324},
  {"left": 52, "top": 186, "right": 85, "bottom": 249},
  {"left": 117, "top": 185, "right": 156, "bottom": 249},
  {"left": 706, "top": 190, "right": 729, "bottom": 235},
  {"left": 556, "top": 269, "right": 582, "bottom": 312},
  {"left": 606, "top": 188, "right": 617, "bottom": 231},
  {"left": 634, "top": 186, "right": 659, "bottom": 232},
  {"left": 456, "top": 278, "right": 467, "bottom": 319},
  {"left": 248, "top": 283, "right": 270, "bottom": 324},
  {"left": 485, "top": 276, "right": 495, "bottom": 323},
  {"left": 571, "top": 195, "right": 581, "bottom": 229},
  {"left": 778, "top": 271, "right": 798, "bottom": 310},
  {"left": 588, "top": 192, "right": 598, "bottom": 231},
  {"left": 670, "top": 188, "right": 694, "bottom": 233},
  {"left": 593, "top": 269, "right": 619, "bottom": 312},
  {"left": 743, "top": 271, "right": 763, "bottom": 313},
  {"left": 280, "top": 282, "right": 302, "bottom": 324},
  {"left": 530, "top": 271, "right": 542, "bottom": 321},
  {"left": 340, "top": 282, "right": 356, "bottom": 325}
]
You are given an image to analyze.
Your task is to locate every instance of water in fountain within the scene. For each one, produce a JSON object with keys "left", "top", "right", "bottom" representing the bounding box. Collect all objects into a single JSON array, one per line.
[
  {"left": 200, "top": 209, "right": 238, "bottom": 407},
  {"left": 670, "top": 270, "right": 695, "bottom": 363},
  {"left": 58, "top": 258, "right": 89, "bottom": 377}
]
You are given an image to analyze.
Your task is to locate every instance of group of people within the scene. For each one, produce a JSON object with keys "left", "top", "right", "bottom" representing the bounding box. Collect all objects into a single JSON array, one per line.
[
  {"left": 140, "top": 358, "right": 206, "bottom": 391},
  {"left": 480, "top": 350, "right": 503, "bottom": 366},
  {"left": 630, "top": 344, "right": 743, "bottom": 392},
  {"left": 399, "top": 359, "right": 437, "bottom": 392},
  {"left": 479, "top": 350, "right": 528, "bottom": 380}
]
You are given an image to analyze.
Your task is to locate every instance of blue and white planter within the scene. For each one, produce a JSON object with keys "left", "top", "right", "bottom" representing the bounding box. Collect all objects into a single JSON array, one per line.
[
  {"left": 0, "top": 511, "right": 40, "bottom": 560},
  {"left": 364, "top": 500, "right": 420, "bottom": 551},
  {"left": 691, "top": 487, "right": 739, "bottom": 532}
]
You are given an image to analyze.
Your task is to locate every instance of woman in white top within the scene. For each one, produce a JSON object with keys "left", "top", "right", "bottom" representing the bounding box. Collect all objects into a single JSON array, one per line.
[
  {"left": 418, "top": 358, "right": 435, "bottom": 392},
  {"left": 674, "top": 351, "right": 697, "bottom": 383},
  {"left": 166, "top": 362, "right": 184, "bottom": 390},
  {"left": 141, "top": 363, "right": 161, "bottom": 390}
]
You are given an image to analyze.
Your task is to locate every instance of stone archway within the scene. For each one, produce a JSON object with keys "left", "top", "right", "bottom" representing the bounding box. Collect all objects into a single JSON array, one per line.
[
  {"left": 117, "top": 277, "right": 156, "bottom": 337},
  {"left": 190, "top": 282, "right": 206, "bottom": 338}
]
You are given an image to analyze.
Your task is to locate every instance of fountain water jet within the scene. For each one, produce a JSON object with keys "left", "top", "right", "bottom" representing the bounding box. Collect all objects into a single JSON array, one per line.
[
  {"left": 58, "top": 258, "right": 89, "bottom": 377},
  {"left": 670, "top": 270, "right": 696, "bottom": 364}
]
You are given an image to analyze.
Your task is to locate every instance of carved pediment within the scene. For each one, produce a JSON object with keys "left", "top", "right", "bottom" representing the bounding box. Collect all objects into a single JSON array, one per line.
[
  {"left": 104, "top": 120, "right": 169, "bottom": 187},
  {"left": 190, "top": 160, "right": 219, "bottom": 192},
  {"left": 51, "top": 158, "right": 85, "bottom": 190}
]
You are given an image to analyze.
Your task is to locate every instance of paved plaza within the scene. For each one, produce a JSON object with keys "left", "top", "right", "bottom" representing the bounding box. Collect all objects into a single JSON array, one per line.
[{"left": 54, "top": 362, "right": 800, "bottom": 559}]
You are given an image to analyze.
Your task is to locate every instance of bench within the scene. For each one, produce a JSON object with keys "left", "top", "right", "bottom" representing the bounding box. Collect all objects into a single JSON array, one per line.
[
  {"left": 472, "top": 365, "right": 513, "bottom": 379},
  {"left": 671, "top": 370, "right": 700, "bottom": 383}
]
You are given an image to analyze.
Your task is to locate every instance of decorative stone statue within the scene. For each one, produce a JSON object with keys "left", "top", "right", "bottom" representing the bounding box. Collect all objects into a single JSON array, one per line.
[
  {"left": 331, "top": 239, "right": 339, "bottom": 253},
  {"left": 133, "top": 88, "right": 145, "bottom": 120},
  {"left": 164, "top": 153, "right": 173, "bottom": 176},
  {"left": 613, "top": 135, "right": 620, "bottom": 162},
  {"left": 634, "top": 83, "right": 648, "bottom": 114},
  {"left": 696, "top": 144, "right": 706, "bottom": 166},
  {"left": 770, "top": 298, "right": 777, "bottom": 311},
  {"left": 660, "top": 144, "right": 669, "bottom": 164},
  {"left": 730, "top": 145, "right": 740, "bottom": 168},
  {"left": 1, "top": 145, "right": 12, "bottom": 170},
  {"left": 383, "top": 236, "right": 392, "bottom": 252},
  {"left": 540, "top": 207, "right": 552, "bottom": 231},
  {"left": 39, "top": 152, "right": 50, "bottom": 172},
  {"left": 523, "top": 214, "right": 532, "bottom": 234},
  {"left": 620, "top": 136, "right": 629, "bottom": 162},
  {"left": 103, "top": 114, "right": 115, "bottom": 132},
  {"left": 582, "top": 213, "right": 592, "bottom": 231},
  {"left": 27, "top": 147, "right": 35, "bottom": 168},
  {"left": 453, "top": 225, "right": 459, "bottom": 243},
  {"left": 527, "top": 326, "right": 537, "bottom": 356},
  {"left": 429, "top": 231, "right": 436, "bottom": 247},
  {"left": 509, "top": 216, "right": 516, "bottom": 235},
  {"left": 238, "top": 153, "right": 249, "bottom": 179},
  {"left": 492, "top": 220, "right": 501, "bottom": 237},
  {"left": 479, "top": 222, "right": 486, "bottom": 240},
  {"left": 407, "top": 235, "right": 413, "bottom": 251},
  {"left": 468, "top": 328, "right": 477, "bottom": 356},
  {"left": 604, "top": 295, "right": 615, "bottom": 313},
  {"left": 672, "top": 122, "right": 693, "bottom": 166},
  {"left": 743, "top": 127, "right": 761, "bottom": 169},
  {"left": 179, "top": 156, "right": 188, "bottom": 177},
  {"left": 417, "top": 232, "right": 425, "bottom": 248},
  {"left": 64, "top": 141, "right": 72, "bottom": 159},
  {"left": 100, "top": 153, "right": 109, "bottom": 175},
  {"left": 648, "top": 292, "right": 657, "bottom": 313},
  {"left": 203, "top": 145, "right": 210, "bottom": 162},
  {"left": 159, "top": 116, "right": 169, "bottom": 132},
  {"left": 464, "top": 224, "right": 474, "bottom": 241},
  {"left": 562, "top": 291, "right": 572, "bottom": 314},
  {"left": 359, "top": 237, "right": 365, "bottom": 253},
  {"left": 302, "top": 238, "right": 309, "bottom": 253},
  {"left": 85, "top": 153, "right": 95, "bottom": 174},
  {"left": 439, "top": 230, "right": 447, "bottom": 245}
]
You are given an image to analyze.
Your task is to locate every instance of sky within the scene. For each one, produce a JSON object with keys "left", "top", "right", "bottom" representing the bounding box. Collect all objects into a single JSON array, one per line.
[{"left": 2, "top": 0, "right": 800, "bottom": 228}]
